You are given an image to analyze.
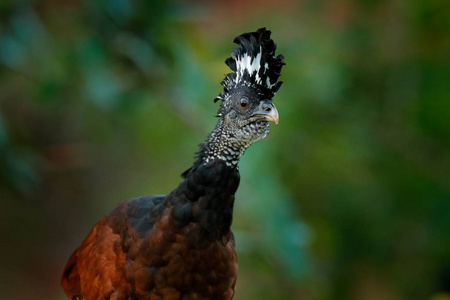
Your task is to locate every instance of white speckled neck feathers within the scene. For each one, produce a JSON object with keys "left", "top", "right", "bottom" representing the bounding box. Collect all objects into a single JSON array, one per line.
[{"left": 202, "top": 118, "right": 269, "bottom": 167}]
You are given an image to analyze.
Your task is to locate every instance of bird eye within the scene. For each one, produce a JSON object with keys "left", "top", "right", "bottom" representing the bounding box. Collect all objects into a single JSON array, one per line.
[{"left": 239, "top": 98, "right": 248, "bottom": 109}]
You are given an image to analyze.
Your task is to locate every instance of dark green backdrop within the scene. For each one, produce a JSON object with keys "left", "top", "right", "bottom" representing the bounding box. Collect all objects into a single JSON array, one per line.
[{"left": 1, "top": 1, "right": 449, "bottom": 299}]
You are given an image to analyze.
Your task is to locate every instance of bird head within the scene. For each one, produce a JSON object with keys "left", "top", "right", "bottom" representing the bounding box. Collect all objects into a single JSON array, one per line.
[
  {"left": 214, "top": 28, "right": 285, "bottom": 146},
  {"left": 192, "top": 28, "right": 285, "bottom": 170}
]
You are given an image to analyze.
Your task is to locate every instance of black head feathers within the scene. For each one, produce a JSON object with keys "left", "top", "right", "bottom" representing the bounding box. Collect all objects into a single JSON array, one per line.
[{"left": 215, "top": 28, "right": 285, "bottom": 103}]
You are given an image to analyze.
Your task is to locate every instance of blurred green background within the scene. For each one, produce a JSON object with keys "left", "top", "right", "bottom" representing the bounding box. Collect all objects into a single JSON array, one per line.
[{"left": 1, "top": 0, "right": 449, "bottom": 299}]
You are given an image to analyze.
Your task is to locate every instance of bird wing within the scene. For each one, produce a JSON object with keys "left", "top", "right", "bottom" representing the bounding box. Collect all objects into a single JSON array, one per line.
[{"left": 61, "top": 195, "right": 166, "bottom": 299}]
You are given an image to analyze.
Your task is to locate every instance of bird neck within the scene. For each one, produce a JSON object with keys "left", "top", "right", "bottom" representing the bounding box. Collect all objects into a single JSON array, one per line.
[
  {"left": 201, "top": 119, "right": 250, "bottom": 168},
  {"left": 170, "top": 161, "right": 240, "bottom": 241},
  {"left": 170, "top": 119, "right": 249, "bottom": 239}
]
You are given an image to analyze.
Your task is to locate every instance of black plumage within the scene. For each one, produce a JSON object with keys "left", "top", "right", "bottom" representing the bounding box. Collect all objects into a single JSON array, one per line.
[{"left": 61, "top": 27, "right": 285, "bottom": 300}]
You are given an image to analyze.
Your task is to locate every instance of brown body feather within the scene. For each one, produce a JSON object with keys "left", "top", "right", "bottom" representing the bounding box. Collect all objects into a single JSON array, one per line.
[{"left": 62, "top": 163, "right": 239, "bottom": 299}]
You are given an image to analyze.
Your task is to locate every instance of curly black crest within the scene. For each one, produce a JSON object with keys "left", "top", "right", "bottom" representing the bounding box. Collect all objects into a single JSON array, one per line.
[{"left": 215, "top": 28, "right": 285, "bottom": 102}]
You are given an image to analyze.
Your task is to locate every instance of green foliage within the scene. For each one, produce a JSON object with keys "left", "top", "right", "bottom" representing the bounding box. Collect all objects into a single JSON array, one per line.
[{"left": 1, "top": 1, "right": 449, "bottom": 299}]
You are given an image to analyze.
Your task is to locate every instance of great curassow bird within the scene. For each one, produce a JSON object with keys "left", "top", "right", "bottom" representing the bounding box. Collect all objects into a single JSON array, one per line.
[{"left": 61, "top": 28, "right": 285, "bottom": 300}]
